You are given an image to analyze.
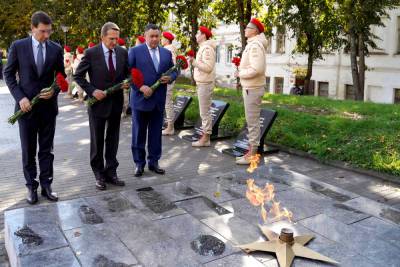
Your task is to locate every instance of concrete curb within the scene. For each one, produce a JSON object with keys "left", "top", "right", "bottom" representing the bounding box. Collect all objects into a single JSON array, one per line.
[{"left": 266, "top": 141, "right": 400, "bottom": 185}]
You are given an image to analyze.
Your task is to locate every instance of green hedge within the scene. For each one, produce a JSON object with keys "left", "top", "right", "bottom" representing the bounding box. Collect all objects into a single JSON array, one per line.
[{"left": 174, "top": 83, "right": 400, "bottom": 177}]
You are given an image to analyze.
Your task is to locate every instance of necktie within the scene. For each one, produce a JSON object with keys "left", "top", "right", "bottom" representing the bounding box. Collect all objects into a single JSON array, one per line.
[
  {"left": 151, "top": 48, "right": 159, "bottom": 72},
  {"left": 37, "top": 43, "right": 44, "bottom": 76},
  {"left": 108, "top": 49, "right": 116, "bottom": 80}
]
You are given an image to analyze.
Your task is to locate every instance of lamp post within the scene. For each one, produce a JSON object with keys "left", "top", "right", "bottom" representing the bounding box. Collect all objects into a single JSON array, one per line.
[{"left": 61, "top": 25, "right": 70, "bottom": 46}]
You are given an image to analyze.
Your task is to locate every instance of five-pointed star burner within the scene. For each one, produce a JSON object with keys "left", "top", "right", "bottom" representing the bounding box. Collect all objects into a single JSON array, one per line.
[{"left": 237, "top": 226, "right": 339, "bottom": 267}]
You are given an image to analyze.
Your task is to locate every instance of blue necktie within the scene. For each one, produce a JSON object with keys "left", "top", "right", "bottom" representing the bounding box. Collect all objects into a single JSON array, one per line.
[
  {"left": 37, "top": 43, "right": 44, "bottom": 76},
  {"left": 151, "top": 48, "right": 159, "bottom": 72}
]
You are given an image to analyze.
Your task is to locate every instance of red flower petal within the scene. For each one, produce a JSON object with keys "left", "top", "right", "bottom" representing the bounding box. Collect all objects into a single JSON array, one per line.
[
  {"left": 232, "top": 57, "right": 241, "bottom": 67},
  {"left": 186, "top": 49, "right": 195, "bottom": 58},
  {"left": 56, "top": 73, "right": 69, "bottom": 92},
  {"left": 130, "top": 68, "right": 144, "bottom": 88}
]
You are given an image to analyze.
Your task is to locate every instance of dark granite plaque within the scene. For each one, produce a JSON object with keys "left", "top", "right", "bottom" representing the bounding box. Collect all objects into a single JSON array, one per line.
[
  {"left": 182, "top": 100, "right": 230, "bottom": 142},
  {"left": 222, "top": 108, "right": 279, "bottom": 157},
  {"left": 171, "top": 96, "right": 194, "bottom": 129}
]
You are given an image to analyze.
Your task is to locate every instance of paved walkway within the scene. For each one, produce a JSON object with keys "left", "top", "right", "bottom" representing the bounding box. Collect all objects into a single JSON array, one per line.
[{"left": 1, "top": 80, "right": 400, "bottom": 266}]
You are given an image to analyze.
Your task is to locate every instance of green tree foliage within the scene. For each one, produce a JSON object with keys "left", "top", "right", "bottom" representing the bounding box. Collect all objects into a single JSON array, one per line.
[
  {"left": 169, "top": 0, "right": 216, "bottom": 83},
  {"left": 0, "top": 0, "right": 171, "bottom": 49},
  {"left": 211, "top": 0, "right": 263, "bottom": 53}
]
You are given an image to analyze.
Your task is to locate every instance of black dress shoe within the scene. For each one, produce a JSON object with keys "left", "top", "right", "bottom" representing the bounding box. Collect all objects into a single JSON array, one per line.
[
  {"left": 41, "top": 185, "right": 58, "bottom": 202},
  {"left": 148, "top": 164, "right": 165, "bottom": 175},
  {"left": 106, "top": 176, "right": 125, "bottom": 186},
  {"left": 134, "top": 166, "right": 144, "bottom": 177},
  {"left": 27, "top": 188, "right": 38, "bottom": 205},
  {"left": 96, "top": 180, "right": 107, "bottom": 190}
]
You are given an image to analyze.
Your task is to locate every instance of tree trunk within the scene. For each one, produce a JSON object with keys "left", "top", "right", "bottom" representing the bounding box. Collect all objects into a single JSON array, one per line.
[
  {"left": 304, "top": 54, "right": 313, "bottom": 95},
  {"left": 236, "top": 0, "right": 246, "bottom": 53},
  {"left": 349, "top": 35, "right": 361, "bottom": 99},
  {"left": 348, "top": 24, "right": 361, "bottom": 101},
  {"left": 189, "top": 2, "right": 199, "bottom": 85},
  {"left": 304, "top": 34, "right": 314, "bottom": 95},
  {"left": 357, "top": 33, "right": 365, "bottom": 101}
]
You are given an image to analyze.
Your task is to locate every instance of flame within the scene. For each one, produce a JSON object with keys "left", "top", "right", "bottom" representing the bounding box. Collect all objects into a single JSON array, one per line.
[
  {"left": 244, "top": 154, "right": 293, "bottom": 223},
  {"left": 247, "top": 154, "right": 261, "bottom": 173}
]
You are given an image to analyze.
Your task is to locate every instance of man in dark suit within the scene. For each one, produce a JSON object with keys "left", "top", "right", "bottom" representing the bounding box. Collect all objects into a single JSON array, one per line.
[
  {"left": 74, "top": 22, "right": 129, "bottom": 190},
  {"left": 4, "top": 11, "right": 66, "bottom": 204},
  {"left": 0, "top": 50, "right": 3, "bottom": 80},
  {"left": 128, "top": 24, "right": 178, "bottom": 177}
]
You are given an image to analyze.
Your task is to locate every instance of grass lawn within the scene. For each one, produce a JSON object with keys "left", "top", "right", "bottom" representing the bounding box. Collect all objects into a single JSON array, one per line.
[{"left": 173, "top": 78, "right": 400, "bottom": 177}]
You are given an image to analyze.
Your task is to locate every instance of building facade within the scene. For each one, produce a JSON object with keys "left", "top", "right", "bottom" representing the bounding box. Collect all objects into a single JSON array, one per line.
[{"left": 211, "top": 9, "right": 400, "bottom": 104}]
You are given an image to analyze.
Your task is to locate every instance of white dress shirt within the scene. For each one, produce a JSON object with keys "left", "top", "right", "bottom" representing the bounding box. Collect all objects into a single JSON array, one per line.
[{"left": 102, "top": 43, "right": 116, "bottom": 70}]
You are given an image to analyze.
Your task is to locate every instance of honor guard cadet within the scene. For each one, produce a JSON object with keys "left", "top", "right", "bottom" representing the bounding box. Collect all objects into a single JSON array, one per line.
[{"left": 236, "top": 18, "right": 268, "bottom": 165}]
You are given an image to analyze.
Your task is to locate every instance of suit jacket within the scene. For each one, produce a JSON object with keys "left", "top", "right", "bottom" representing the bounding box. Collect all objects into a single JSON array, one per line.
[
  {"left": 128, "top": 44, "right": 178, "bottom": 112},
  {"left": 4, "top": 37, "right": 65, "bottom": 116},
  {"left": 73, "top": 44, "right": 129, "bottom": 118}
]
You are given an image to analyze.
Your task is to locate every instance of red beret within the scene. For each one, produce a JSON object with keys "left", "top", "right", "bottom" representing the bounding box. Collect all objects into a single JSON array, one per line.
[
  {"left": 250, "top": 18, "right": 265, "bottom": 33},
  {"left": 76, "top": 46, "right": 84, "bottom": 54},
  {"left": 199, "top": 26, "right": 212, "bottom": 39},
  {"left": 162, "top": 31, "right": 174, "bottom": 42},
  {"left": 117, "top": 38, "right": 125, "bottom": 46},
  {"left": 64, "top": 45, "right": 71, "bottom": 52},
  {"left": 88, "top": 42, "right": 96, "bottom": 48},
  {"left": 137, "top": 35, "right": 145, "bottom": 44}
]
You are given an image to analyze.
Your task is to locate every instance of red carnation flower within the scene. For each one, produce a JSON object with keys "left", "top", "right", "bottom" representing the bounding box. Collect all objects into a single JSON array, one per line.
[
  {"left": 176, "top": 55, "right": 189, "bottom": 70},
  {"left": 56, "top": 73, "right": 69, "bottom": 92},
  {"left": 186, "top": 49, "right": 195, "bottom": 58},
  {"left": 131, "top": 68, "right": 144, "bottom": 88},
  {"left": 232, "top": 57, "right": 241, "bottom": 67}
]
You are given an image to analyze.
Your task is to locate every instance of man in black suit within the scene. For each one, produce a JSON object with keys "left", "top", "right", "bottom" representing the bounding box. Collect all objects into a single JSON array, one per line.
[
  {"left": 4, "top": 11, "right": 66, "bottom": 204},
  {"left": 74, "top": 22, "right": 129, "bottom": 190}
]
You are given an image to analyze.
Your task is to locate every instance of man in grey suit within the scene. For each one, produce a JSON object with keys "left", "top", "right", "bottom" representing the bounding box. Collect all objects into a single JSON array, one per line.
[{"left": 74, "top": 22, "right": 130, "bottom": 190}]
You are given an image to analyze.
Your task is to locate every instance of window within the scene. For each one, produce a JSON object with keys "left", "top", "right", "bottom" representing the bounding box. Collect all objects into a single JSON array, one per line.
[
  {"left": 397, "top": 16, "right": 400, "bottom": 53},
  {"left": 394, "top": 88, "right": 400, "bottom": 104},
  {"left": 216, "top": 45, "right": 221, "bottom": 63},
  {"left": 276, "top": 29, "right": 285, "bottom": 53},
  {"left": 226, "top": 44, "right": 233, "bottom": 64},
  {"left": 345, "top": 84, "right": 356, "bottom": 100},
  {"left": 318, "top": 82, "right": 329, "bottom": 97},
  {"left": 266, "top": 77, "right": 271, "bottom": 92},
  {"left": 274, "top": 77, "right": 284, "bottom": 94}
]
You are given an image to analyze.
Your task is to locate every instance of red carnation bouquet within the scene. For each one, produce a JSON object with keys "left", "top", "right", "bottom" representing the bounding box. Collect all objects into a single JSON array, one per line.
[
  {"left": 87, "top": 68, "right": 142, "bottom": 106},
  {"left": 8, "top": 73, "right": 68, "bottom": 124},
  {"left": 133, "top": 55, "right": 189, "bottom": 98},
  {"left": 232, "top": 56, "right": 241, "bottom": 90},
  {"left": 232, "top": 57, "right": 241, "bottom": 67}
]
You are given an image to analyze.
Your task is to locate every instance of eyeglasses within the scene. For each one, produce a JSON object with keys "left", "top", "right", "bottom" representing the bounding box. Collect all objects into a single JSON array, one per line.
[{"left": 38, "top": 29, "right": 53, "bottom": 34}]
